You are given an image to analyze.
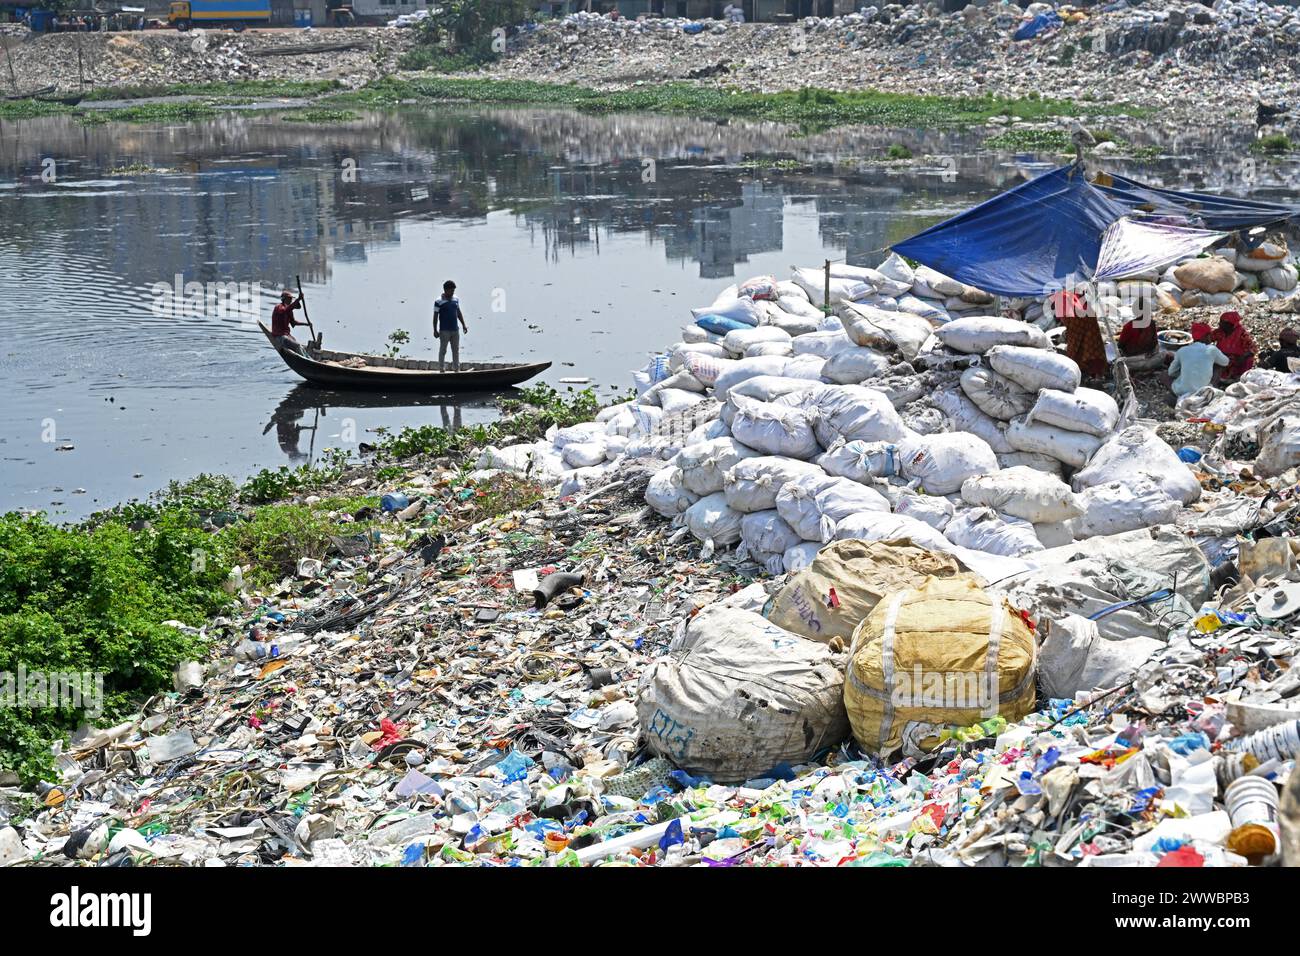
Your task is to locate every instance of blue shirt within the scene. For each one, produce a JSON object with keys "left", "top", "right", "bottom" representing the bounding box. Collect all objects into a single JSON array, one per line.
[
  {"left": 434, "top": 296, "right": 461, "bottom": 332},
  {"left": 1170, "top": 342, "right": 1229, "bottom": 398}
]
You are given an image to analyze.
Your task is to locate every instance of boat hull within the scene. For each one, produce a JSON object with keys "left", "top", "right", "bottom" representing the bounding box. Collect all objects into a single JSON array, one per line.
[{"left": 259, "top": 322, "right": 551, "bottom": 392}]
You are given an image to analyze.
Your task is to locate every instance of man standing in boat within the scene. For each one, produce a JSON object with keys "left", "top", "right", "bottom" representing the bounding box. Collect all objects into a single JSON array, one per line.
[
  {"left": 433, "top": 280, "right": 469, "bottom": 373},
  {"left": 270, "top": 290, "right": 308, "bottom": 355}
]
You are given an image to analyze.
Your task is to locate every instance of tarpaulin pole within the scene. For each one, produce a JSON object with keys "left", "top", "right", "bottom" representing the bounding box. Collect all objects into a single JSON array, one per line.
[{"left": 824, "top": 259, "right": 831, "bottom": 313}]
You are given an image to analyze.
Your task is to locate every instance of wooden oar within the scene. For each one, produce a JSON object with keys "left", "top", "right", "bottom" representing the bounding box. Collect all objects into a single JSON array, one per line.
[{"left": 295, "top": 274, "right": 319, "bottom": 349}]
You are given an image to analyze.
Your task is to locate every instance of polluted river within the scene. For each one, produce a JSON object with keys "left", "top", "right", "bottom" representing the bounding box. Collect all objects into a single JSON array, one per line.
[{"left": 0, "top": 105, "right": 1289, "bottom": 520}]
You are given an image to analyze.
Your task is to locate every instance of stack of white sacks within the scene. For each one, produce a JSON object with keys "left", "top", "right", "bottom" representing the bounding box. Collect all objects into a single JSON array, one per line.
[{"left": 476, "top": 254, "right": 1205, "bottom": 574}]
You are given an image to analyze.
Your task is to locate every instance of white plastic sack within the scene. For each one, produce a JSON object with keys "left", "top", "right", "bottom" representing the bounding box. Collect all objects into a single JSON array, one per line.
[
  {"left": 680, "top": 325, "right": 720, "bottom": 345},
  {"left": 740, "top": 510, "right": 802, "bottom": 561},
  {"left": 791, "top": 329, "right": 855, "bottom": 359},
  {"left": 728, "top": 394, "right": 821, "bottom": 459},
  {"left": 914, "top": 265, "right": 965, "bottom": 297},
  {"left": 1026, "top": 387, "right": 1119, "bottom": 438},
  {"left": 1033, "top": 521, "right": 1075, "bottom": 549},
  {"left": 636, "top": 605, "right": 849, "bottom": 782},
  {"left": 1256, "top": 413, "right": 1300, "bottom": 478},
  {"left": 1072, "top": 426, "right": 1202, "bottom": 505},
  {"left": 782, "top": 542, "right": 824, "bottom": 573},
  {"left": 929, "top": 388, "right": 1015, "bottom": 454},
  {"left": 959, "top": 366, "right": 1035, "bottom": 421},
  {"left": 552, "top": 421, "right": 607, "bottom": 450},
  {"left": 776, "top": 474, "right": 889, "bottom": 543},
  {"left": 792, "top": 267, "right": 873, "bottom": 306},
  {"left": 997, "top": 451, "right": 1065, "bottom": 477},
  {"left": 893, "top": 490, "right": 955, "bottom": 532},
  {"left": 876, "top": 252, "right": 915, "bottom": 289},
  {"left": 1039, "top": 614, "right": 1163, "bottom": 699},
  {"left": 596, "top": 401, "right": 634, "bottom": 424},
  {"left": 746, "top": 341, "right": 794, "bottom": 358},
  {"left": 842, "top": 304, "right": 934, "bottom": 361},
  {"left": 604, "top": 435, "right": 630, "bottom": 460},
  {"left": 691, "top": 296, "right": 761, "bottom": 327},
  {"left": 645, "top": 466, "right": 700, "bottom": 517},
  {"left": 684, "top": 492, "right": 745, "bottom": 546},
  {"left": 724, "top": 456, "right": 827, "bottom": 513},
  {"left": 822, "top": 347, "right": 892, "bottom": 384},
  {"left": 816, "top": 439, "right": 901, "bottom": 483},
  {"left": 723, "top": 325, "right": 792, "bottom": 356},
  {"left": 729, "top": 375, "right": 818, "bottom": 405},
  {"left": 676, "top": 437, "right": 761, "bottom": 496},
  {"left": 669, "top": 342, "right": 727, "bottom": 371},
  {"left": 936, "top": 317, "right": 1051, "bottom": 354},
  {"left": 684, "top": 417, "right": 730, "bottom": 446},
  {"left": 897, "top": 432, "right": 999, "bottom": 496},
  {"left": 779, "top": 384, "right": 911, "bottom": 448},
  {"left": 831, "top": 511, "right": 951, "bottom": 551},
  {"left": 960, "top": 466, "right": 1082, "bottom": 523},
  {"left": 562, "top": 440, "right": 607, "bottom": 469},
  {"left": 649, "top": 368, "right": 707, "bottom": 395},
  {"left": 1006, "top": 417, "right": 1103, "bottom": 469},
  {"left": 944, "top": 507, "right": 1044, "bottom": 558},
  {"left": 684, "top": 351, "right": 736, "bottom": 387},
  {"left": 988, "top": 345, "right": 1082, "bottom": 393},
  {"left": 895, "top": 294, "right": 948, "bottom": 324},
  {"left": 1073, "top": 479, "right": 1183, "bottom": 538},
  {"left": 713, "top": 355, "right": 822, "bottom": 400}
]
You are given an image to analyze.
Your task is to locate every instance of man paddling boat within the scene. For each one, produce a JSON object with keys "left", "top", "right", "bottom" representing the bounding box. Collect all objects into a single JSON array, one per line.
[{"left": 271, "top": 290, "right": 308, "bottom": 355}]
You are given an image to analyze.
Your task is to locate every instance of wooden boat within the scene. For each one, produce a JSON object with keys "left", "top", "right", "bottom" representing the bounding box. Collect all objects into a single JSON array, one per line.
[{"left": 259, "top": 322, "right": 551, "bottom": 392}]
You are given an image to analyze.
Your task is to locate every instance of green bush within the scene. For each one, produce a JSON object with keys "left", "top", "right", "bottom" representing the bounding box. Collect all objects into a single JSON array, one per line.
[{"left": 0, "top": 513, "right": 230, "bottom": 783}]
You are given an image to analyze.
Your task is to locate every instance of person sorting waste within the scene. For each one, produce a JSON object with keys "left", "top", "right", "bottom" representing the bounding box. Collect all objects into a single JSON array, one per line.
[
  {"left": 1050, "top": 287, "right": 1109, "bottom": 382},
  {"left": 1212, "top": 310, "right": 1257, "bottom": 383},
  {"left": 1261, "top": 327, "right": 1300, "bottom": 372},
  {"left": 1169, "top": 322, "right": 1230, "bottom": 398},
  {"left": 432, "top": 280, "right": 469, "bottom": 373},
  {"left": 270, "top": 290, "right": 307, "bottom": 355}
]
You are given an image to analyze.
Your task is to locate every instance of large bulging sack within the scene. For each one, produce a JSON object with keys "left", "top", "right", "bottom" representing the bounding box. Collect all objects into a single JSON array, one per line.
[
  {"left": 724, "top": 456, "right": 827, "bottom": 513},
  {"left": 844, "top": 577, "right": 1037, "bottom": 757},
  {"left": 676, "top": 437, "right": 761, "bottom": 495},
  {"left": 767, "top": 539, "right": 970, "bottom": 643},
  {"left": 841, "top": 303, "right": 933, "bottom": 361},
  {"left": 1071, "top": 426, "right": 1202, "bottom": 504},
  {"left": 791, "top": 329, "right": 856, "bottom": 359},
  {"left": 960, "top": 366, "right": 1035, "bottom": 421},
  {"left": 929, "top": 387, "right": 1015, "bottom": 454},
  {"left": 935, "top": 316, "right": 1051, "bottom": 354},
  {"left": 997, "top": 450, "right": 1066, "bottom": 477},
  {"left": 988, "top": 345, "right": 1082, "bottom": 393},
  {"left": 792, "top": 267, "right": 875, "bottom": 306},
  {"left": 816, "top": 438, "right": 901, "bottom": 484},
  {"left": 1256, "top": 413, "right": 1300, "bottom": 478},
  {"left": 777, "top": 474, "right": 890, "bottom": 542},
  {"left": 669, "top": 342, "right": 727, "bottom": 371},
  {"left": 1073, "top": 479, "right": 1183, "bottom": 538},
  {"left": 684, "top": 492, "right": 744, "bottom": 546},
  {"left": 728, "top": 394, "right": 822, "bottom": 459},
  {"left": 943, "top": 507, "right": 1045, "bottom": 557},
  {"left": 1173, "top": 256, "right": 1236, "bottom": 294},
  {"left": 1026, "top": 387, "right": 1119, "bottom": 438},
  {"left": 898, "top": 433, "right": 999, "bottom": 495},
  {"left": 1006, "top": 417, "right": 1104, "bottom": 469},
  {"left": 691, "top": 296, "right": 761, "bottom": 327},
  {"left": 711, "top": 355, "right": 796, "bottom": 399},
  {"left": 895, "top": 294, "right": 950, "bottom": 324},
  {"left": 822, "top": 346, "right": 892, "bottom": 384},
  {"left": 722, "top": 325, "right": 792, "bottom": 356},
  {"left": 779, "top": 384, "right": 911, "bottom": 448},
  {"left": 637, "top": 606, "right": 850, "bottom": 782},
  {"left": 960, "top": 466, "right": 1082, "bottom": 524},
  {"left": 877, "top": 252, "right": 916, "bottom": 289},
  {"left": 728, "top": 375, "right": 820, "bottom": 405},
  {"left": 783, "top": 541, "right": 824, "bottom": 573},
  {"left": 913, "top": 265, "right": 966, "bottom": 297},
  {"left": 1038, "top": 614, "right": 1163, "bottom": 699},
  {"left": 893, "top": 490, "right": 956, "bottom": 531},
  {"left": 832, "top": 511, "right": 952, "bottom": 551},
  {"left": 739, "top": 510, "right": 801, "bottom": 574}
]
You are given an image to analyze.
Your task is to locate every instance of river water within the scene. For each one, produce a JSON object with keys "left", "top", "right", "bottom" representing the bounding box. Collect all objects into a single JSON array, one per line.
[{"left": 0, "top": 106, "right": 1290, "bottom": 519}]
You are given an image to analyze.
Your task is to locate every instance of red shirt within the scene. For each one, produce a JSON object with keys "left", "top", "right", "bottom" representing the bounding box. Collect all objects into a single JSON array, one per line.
[{"left": 271, "top": 302, "right": 298, "bottom": 337}]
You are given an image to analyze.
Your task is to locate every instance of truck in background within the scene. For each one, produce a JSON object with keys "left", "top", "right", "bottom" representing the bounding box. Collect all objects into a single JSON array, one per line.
[{"left": 167, "top": 0, "right": 271, "bottom": 29}]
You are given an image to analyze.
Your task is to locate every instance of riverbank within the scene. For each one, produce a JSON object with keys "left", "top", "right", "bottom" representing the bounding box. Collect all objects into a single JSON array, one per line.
[{"left": 4, "top": 1, "right": 1300, "bottom": 128}]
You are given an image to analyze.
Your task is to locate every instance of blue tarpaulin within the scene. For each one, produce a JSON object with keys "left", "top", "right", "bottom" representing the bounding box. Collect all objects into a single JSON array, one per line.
[
  {"left": 892, "top": 165, "right": 1127, "bottom": 298},
  {"left": 1094, "top": 172, "right": 1300, "bottom": 231},
  {"left": 1013, "top": 10, "right": 1061, "bottom": 41}
]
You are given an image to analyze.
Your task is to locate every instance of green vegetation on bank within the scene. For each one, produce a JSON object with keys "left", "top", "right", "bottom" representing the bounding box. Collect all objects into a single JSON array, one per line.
[
  {"left": 280, "top": 107, "right": 360, "bottom": 125},
  {"left": 332, "top": 77, "right": 1136, "bottom": 130},
  {"left": 78, "top": 79, "right": 345, "bottom": 101},
  {"left": 0, "top": 385, "right": 602, "bottom": 784},
  {"left": 983, "top": 127, "right": 1073, "bottom": 151}
]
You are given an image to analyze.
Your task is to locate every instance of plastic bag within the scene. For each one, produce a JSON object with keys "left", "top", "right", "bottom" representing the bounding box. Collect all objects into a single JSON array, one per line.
[
  {"left": 1026, "top": 386, "right": 1119, "bottom": 438},
  {"left": 728, "top": 394, "right": 822, "bottom": 459},
  {"left": 935, "top": 316, "right": 1051, "bottom": 354},
  {"left": 944, "top": 507, "right": 1044, "bottom": 557},
  {"left": 960, "top": 366, "right": 1035, "bottom": 421},
  {"left": 1006, "top": 417, "right": 1103, "bottom": 469},
  {"left": 960, "top": 466, "right": 1083, "bottom": 523},
  {"left": 988, "top": 345, "right": 1082, "bottom": 393},
  {"left": 897, "top": 432, "right": 999, "bottom": 496}
]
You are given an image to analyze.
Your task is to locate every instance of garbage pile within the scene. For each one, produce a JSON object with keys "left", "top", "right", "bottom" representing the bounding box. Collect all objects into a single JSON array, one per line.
[{"left": 487, "top": 0, "right": 1300, "bottom": 117}]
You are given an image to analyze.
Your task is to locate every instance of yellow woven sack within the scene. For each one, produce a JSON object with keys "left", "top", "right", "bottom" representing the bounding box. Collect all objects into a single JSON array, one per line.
[{"left": 844, "top": 576, "right": 1037, "bottom": 756}]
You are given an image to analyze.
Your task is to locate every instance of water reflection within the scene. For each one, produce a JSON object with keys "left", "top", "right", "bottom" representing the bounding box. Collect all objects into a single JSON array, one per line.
[{"left": 1, "top": 104, "right": 1297, "bottom": 518}]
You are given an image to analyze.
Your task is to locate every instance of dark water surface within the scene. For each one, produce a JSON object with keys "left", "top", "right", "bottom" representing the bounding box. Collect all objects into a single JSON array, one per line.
[{"left": 0, "top": 106, "right": 1289, "bottom": 519}]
